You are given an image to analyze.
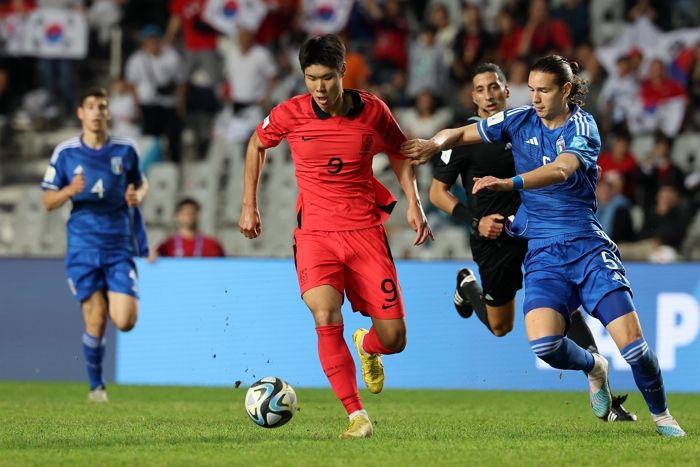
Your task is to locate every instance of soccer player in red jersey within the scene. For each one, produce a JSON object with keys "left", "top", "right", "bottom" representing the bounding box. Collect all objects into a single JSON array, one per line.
[{"left": 238, "top": 34, "right": 432, "bottom": 439}]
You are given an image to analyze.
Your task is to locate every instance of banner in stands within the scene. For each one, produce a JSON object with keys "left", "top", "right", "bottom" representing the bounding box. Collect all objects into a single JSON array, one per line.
[{"left": 0, "top": 8, "right": 88, "bottom": 58}]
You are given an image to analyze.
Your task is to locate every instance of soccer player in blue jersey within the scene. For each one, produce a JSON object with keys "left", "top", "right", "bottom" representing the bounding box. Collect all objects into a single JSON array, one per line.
[
  {"left": 41, "top": 87, "right": 148, "bottom": 402},
  {"left": 402, "top": 55, "right": 685, "bottom": 437}
]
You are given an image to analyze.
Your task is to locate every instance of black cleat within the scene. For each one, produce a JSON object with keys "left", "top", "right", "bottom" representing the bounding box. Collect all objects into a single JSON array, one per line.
[
  {"left": 454, "top": 268, "right": 477, "bottom": 318},
  {"left": 606, "top": 394, "right": 638, "bottom": 422}
]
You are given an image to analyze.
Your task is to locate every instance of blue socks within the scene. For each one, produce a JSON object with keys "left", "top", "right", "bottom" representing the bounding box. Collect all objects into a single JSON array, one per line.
[
  {"left": 621, "top": 338, "right": 667, "bottom": 414},
  {"left": 82, "top": 332, "right": 106, "bottom": 390},
  {"left": 530, "top": 335, "right": 595, "bottom": 372}
]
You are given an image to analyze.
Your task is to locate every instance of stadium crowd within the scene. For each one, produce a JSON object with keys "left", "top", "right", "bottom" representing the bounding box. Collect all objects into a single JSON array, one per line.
[{"left": 0, "top": 0, "right": 700, "bottom": 261}]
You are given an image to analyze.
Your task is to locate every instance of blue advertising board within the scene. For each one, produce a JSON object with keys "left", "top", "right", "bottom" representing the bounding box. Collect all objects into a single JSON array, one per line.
[{"left": 116, "top": 259, "right": 700, "bottom": 392}]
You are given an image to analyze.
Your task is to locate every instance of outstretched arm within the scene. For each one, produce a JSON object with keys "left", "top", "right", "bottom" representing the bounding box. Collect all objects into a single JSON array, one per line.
[
  {"left": 388, "top": 156, "right": 433, "bottom": 245},
  {"left": 239, "top": 131, "right": 267, "bottom": 239},
  {"left": 472, "top": 153, "right": 581, "bottom": 193},
  {"left": 400, "top": 124, "right": 482, "bottom": 166}
]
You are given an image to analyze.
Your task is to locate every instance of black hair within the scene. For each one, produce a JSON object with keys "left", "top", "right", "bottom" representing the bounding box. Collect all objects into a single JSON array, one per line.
[
  {"left": 470, "top": 62, "right": 507, "bottom": 85},
  {"left": 531, "top": 55, "right": 588, "bottom": 106},
  {"left": 298, "top": 34, "right": 346, "bottom": 72},
  {"left": 78, "top": 87, "right": 108, "bottom": 107},
  {"left": 176, "top": 197, "right": 201, "bottom": 212}
]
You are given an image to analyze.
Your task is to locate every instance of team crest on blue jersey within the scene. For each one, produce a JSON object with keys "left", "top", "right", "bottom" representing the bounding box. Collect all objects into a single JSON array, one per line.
[
  {"left": 111, "top": 157, "right": 123, "bottom": 175},
  {"left": 556, "top": 136, "right": 566, "bottom": 154}
]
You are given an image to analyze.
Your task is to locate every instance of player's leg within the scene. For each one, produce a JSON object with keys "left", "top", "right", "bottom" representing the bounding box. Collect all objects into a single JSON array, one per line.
[
  {"left": 81, "top": 290, "right": 109, "bottom": 401},
  {"left": 66, "top": 250, "right": 110, "bottom": 401},
  {"left": 104, "top": 254, "right": 140, "bottom": 331},
  {"left": 344, "top": 226, "right": 406, "bottom": 396},
  {"left": 457, "top": 237, "right": 523, "bottom": 336},
  {"left": 567, "top": 309, "right": 637, "bottom": 422},
  {"left": 303, "top": 285, "right": 371, "bottom": 439},
  {"left": 294, "top": 229, "right": 371, "bottom": 438},
  {"left": 594, "top": 291, "right": 685, "bottom": 437}
]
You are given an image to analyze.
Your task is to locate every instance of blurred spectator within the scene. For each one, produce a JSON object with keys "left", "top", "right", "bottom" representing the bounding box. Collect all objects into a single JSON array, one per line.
[
  {"left": 150, "top": 197, "right": 225, "bottom": 260},
  {"left": 125, "top": 24, "right": 186, "bottom": 162},
  {"left": 342, "top": 41, "right": 369, "bottom": 91},
  {"left": 407, "top": 24, "right": 448, "bottom": 99},
  {"left": 552, "top": 0, "right": 589, "bottom": 46},
  {"left": 0, "top": 67, "right": 18, "bottom": 143},
  {"left": 494, "top": 7, "right": 523, "bottom": 65},
  {"left": 109, "top": 77, "right": 140, "bottom": 140},
  {"left": 684, "top": 43, "right": 700, "bottom": 131},
  {"left": 574, "top": 43, "right": 605, "bottom": 123},
  {"left": 449, "top": 81, "right": 475, "bottom": 126},
  {"left": 36, "top": 0, "right": 83, "bottom": 114},
  {"left": 221, "top": 26, "right": 277, "bottom": 141},
  {"left": 164, "top": 0, "right": 223, "bottom": 94},
  {"left": 427, "top": 2, "right": 456, "bottom": 63},
  {"left": 638, "top": 131, "right": 686, "bottom": 211},
  {"left": 596, "top": 171, "right": 636, "bottom": 243},
  {"left": 450, "top": 3, "right": 492, "bottom": 86},
  {"left": 86, "top": 0, "right": 123, "bottom": 48},
  {"left": 397, "top": 90, "right": 452, "bottom": 140},
  {"left": 631, "top": 58, "right": 687, "bottom": 136},
  {"left": 598, "top": 55, "right": 640, "bottom": 135},
  {"left": 618, "top": 184, "right": 692, "bottom": 262},
  {"left": 598, "top": 129, "right": 639, "bottom": 202},
  {"left": 363, "top": 0, "right": 409, "bottom": 85},
  {"left": 517, "top": 0, "right": 572, "bottom": 60},
  {"left": 505, "top": 59, "right": 530, "bottom": 108}
]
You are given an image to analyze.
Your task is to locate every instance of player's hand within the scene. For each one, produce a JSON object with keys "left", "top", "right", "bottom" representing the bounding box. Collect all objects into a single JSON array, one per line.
[
  {"left": 67, "top": 173, "right": 85, "bottom": 196},
  {"left": 407, "top": 202, "right": 433, "bottom": 246},
  {"left": 239, "top": 205, "right": 262, "bottom": 239},
  {"left": 400, "top": 138, "right": 440, "bottom": 166},
  {"left": 472, "top": 176, "right": 512, "bottom": 193},
  {"left": 125, "top": 184, "right": 141, "bottom": 206},
  {"left": 478, "top": 213, "right": 505, "bottom": 240}
]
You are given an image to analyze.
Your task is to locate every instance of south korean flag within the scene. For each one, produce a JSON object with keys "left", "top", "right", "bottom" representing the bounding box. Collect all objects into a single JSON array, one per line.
[
  {"left": 23, "top": 8, "right": 88, "bottom": 59},
  {"left": 302, "top": 0, "right": 354, "bottom": 35},
  {"left": 202, "top": 0, "right": 269, "bottom": 37}
]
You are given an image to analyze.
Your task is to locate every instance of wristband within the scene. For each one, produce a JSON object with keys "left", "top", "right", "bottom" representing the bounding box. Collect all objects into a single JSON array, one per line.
[
  {"left": 451, "top": 202, "right": 470, "bottom": 223},
  {"left": 511, "top": 175, "right": 524, "bottom": 190}
]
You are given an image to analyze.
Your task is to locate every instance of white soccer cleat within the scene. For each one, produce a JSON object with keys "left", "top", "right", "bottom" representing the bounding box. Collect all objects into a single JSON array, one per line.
[
  {"left": 586, "top": 353, "right": 612, "bottom": 419},
  {"left": 653, "top": 411, "right": 686, "bottom": 437},
  {"left": 88, "top": 387, "right": 108, "bottom": 403}
]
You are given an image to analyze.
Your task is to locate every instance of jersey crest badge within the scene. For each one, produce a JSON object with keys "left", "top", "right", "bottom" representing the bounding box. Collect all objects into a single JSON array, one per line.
[
  {"left": 43, "top": 166, "right": 56, "bottom": 183},
  {"left": 556, "top": 136, "right": 566, "bottom": 154},
  {"left": 111, "top": 157, "right": 123, "bottom": 175},
  {"left": 360, "top": 134, "right": 373, "bottom": 154}
]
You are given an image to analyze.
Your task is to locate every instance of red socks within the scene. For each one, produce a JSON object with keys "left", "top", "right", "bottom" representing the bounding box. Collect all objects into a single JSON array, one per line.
[
  {"left": 361, "top": 326, "right": 397, "bottom": 355},
  {"left": 316, "top": 324, "right": 362, "bottom": 415}
]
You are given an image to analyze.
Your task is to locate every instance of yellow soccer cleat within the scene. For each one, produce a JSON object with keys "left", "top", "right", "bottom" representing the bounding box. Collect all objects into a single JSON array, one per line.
[
  {"left": 338, "top": 415, "right": 374, "bottom": 439},
  {"left": 352, "top": 328, "right": 384, "bottom": 394}
]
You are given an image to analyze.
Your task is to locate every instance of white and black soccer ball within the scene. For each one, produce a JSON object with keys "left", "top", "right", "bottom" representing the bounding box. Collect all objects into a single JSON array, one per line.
[{"left": 245, "top": 376, "right": 297, "bottom": 428}]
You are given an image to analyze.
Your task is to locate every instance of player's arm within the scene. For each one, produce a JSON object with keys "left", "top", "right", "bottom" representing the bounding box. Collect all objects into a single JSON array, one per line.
[
  {"left": 400, "top": 124, "right": 481, "bottom": 166},
  {"left": 239, "top": 130, "right": 267, "bottom": 239},
  {"left": 388, "top": 157, "right": 433, "bottom": 245},
  {"left": 472, "top": 152, "right": 581, "bottom": 193},
  {"left": 43, "top": 172, "right": 85, "bottom": 211}
]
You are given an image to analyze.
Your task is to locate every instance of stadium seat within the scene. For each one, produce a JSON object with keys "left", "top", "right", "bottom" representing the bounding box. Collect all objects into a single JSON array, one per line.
[
  {"left": 181, "top": 161, "right": 219, "bottom": 235},
  {"left": 9, "top": 187, "right": 47, "bottom": 256},
  {"left": 630, "top": 134, "right": 655, "bottom": 163},
  {"left": 671, "top": 132, "right": 700, "bottom": 173},
  {"left": 141, "top": 162, "right": 179, "bottom": 227},
  {"left": 680, "top": 211, "right": 700, "bottom": 260}
]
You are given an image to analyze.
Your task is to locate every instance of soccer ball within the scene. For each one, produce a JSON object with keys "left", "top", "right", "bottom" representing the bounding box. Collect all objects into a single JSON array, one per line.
[{"left": 245, "top": 376, "right": 297, "bottom": 428}]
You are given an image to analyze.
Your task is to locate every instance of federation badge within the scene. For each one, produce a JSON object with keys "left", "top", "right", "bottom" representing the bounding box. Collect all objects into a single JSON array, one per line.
[
  {"left": 111, "top": 156, "right": 123, "bottom": 175},
  {"left": 360, "top": 134, "right": 373, "bottom": 153},
  {"left": 555, "top": 136, "right": 566, "bottom": 155}
]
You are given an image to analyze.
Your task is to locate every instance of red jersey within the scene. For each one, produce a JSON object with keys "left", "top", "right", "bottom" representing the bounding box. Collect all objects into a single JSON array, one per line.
[
  {"left": 157, "top": 234, "right": 225, "bottom": 257},
  {"left": 169, "top": 0, "right": 218, "bottom": 51},
  {"left": 256, "top": 90, "right": 406, "bottom": 231}
]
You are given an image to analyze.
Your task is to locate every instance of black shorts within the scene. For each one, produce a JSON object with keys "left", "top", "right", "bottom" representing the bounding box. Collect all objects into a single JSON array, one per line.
[{"left": 470, "top": 233, "right": 527, "bottom": 307}]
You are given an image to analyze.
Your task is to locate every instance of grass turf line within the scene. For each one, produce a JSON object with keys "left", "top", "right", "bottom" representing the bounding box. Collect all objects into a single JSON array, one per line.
[{"left": 0, "top": 382, "right": 697, "bottom": 466}]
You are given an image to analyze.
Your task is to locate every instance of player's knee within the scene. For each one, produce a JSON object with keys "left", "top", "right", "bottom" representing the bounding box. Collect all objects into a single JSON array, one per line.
[
  {"left": 379, "top": 329, "right": 406, "bottom": 353},
  {"left": 529, "top": 335, "right": 564, "bottom": 365},
  {"left": 112, "top": 313, "right": 137, "bottom": 332},
  {"left": 491, "top": 321, "right": 513, "bottom": 337}
]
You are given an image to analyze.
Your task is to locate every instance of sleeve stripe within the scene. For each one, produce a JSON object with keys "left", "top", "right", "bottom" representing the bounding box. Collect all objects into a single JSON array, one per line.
[
  {"left": 505, "top": 105, "right": 530, "bottom": 116},
  {"left": 477, "top": 120, "right": 492, "bottom": 143},
  {"left": 41, "top": 182, "right": 59, "bottom": 190},
  {"left": 50, "top": 137, "right": 80, "bottom": 164}
]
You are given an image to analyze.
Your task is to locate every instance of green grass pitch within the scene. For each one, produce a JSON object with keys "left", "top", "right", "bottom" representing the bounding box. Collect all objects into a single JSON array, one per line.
[{"left": 0, "top": 382, "right": 697, "bottom": 466}]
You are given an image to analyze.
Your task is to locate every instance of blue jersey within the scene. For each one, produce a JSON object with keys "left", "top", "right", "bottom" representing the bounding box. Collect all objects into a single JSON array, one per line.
[
  {"left": 477, "top": 105, "right": 602, "bottom": 240},
  {"left": 41, "top": 135, "right": 144, "bottom": 253}
]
